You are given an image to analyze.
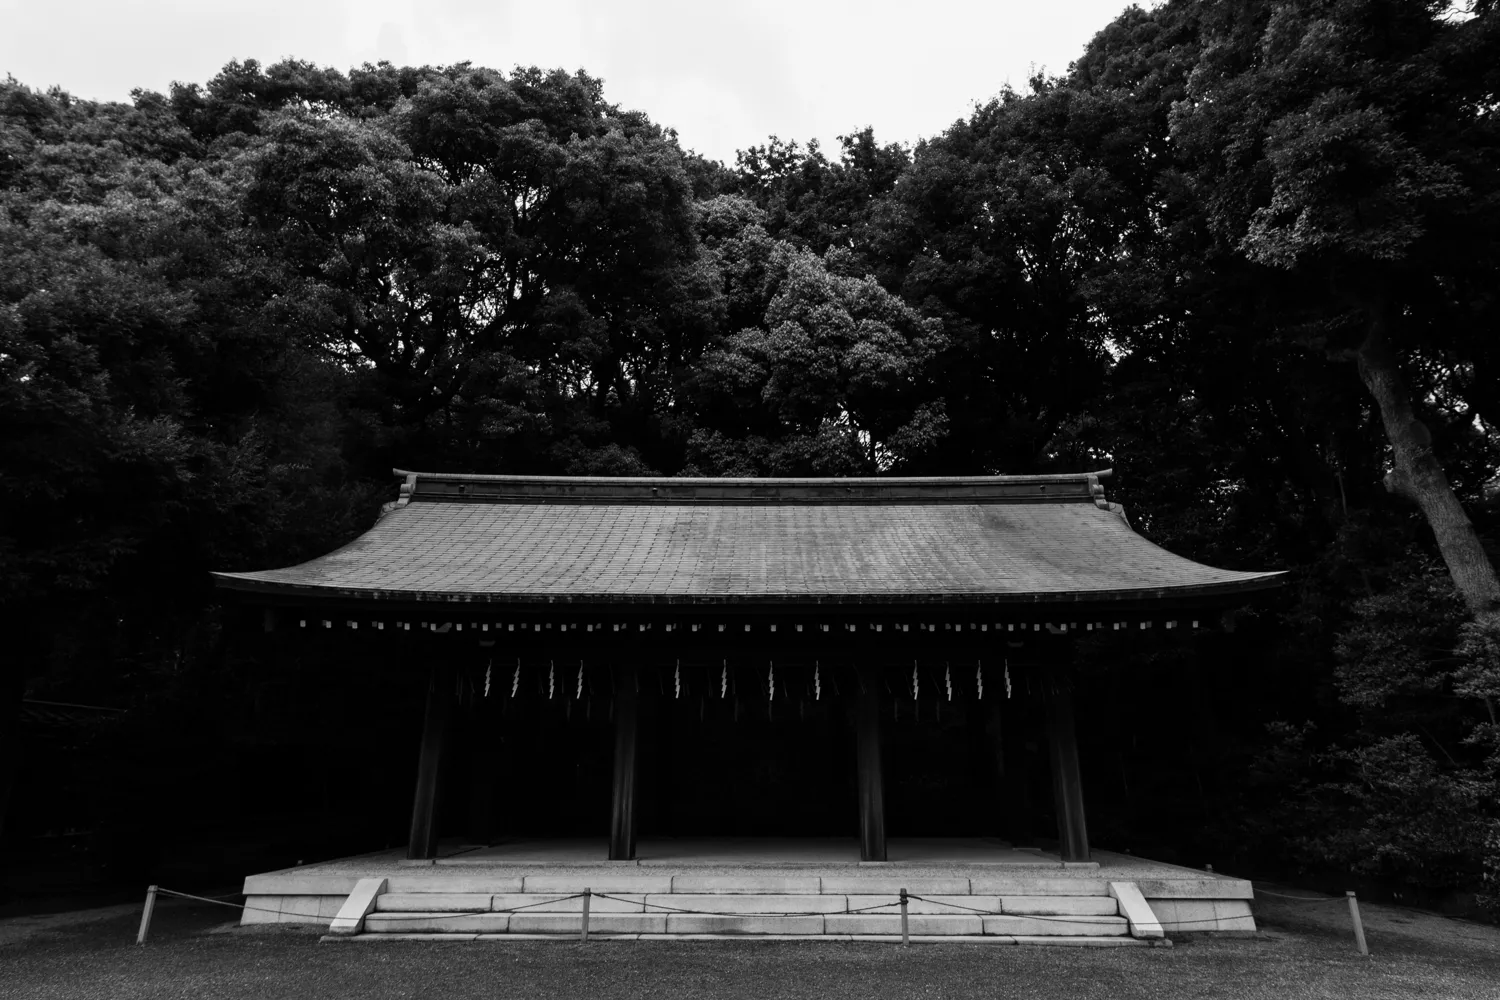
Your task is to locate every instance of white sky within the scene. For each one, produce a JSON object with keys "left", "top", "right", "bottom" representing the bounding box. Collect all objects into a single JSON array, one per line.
[{"left": 1, "top": 0, "right": 1146, "bottom": 165}]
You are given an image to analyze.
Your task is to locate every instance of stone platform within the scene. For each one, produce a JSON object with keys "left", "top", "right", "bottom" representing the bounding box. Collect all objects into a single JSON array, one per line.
[
  {"left": 241, "top": 839, "right": 1255, "bottom": 940},
  {"left": 420, "top": 837, "right": 1101, "bottom": 867}
]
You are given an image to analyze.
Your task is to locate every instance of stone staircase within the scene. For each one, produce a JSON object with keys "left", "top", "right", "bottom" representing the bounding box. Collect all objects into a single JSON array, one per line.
[{"left": 327, "top": 874, "right": 1166, "bottom": 944}]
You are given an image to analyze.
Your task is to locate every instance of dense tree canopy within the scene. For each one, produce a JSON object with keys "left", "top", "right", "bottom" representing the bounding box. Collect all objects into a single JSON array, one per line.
[{"left": 2, "top": 1, "right": 1498, "bottom": 906}]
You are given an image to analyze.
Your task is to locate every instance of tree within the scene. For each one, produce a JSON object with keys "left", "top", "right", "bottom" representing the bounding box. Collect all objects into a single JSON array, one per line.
[
  {"left": 243, "top": 65, "right": 722, "bottom": 475},
  {"left": 0, "top": 79, "right": 372, "bottom": 865},
  {"left": 1166, "top": 0, "right": 1500, "bottom": 617},
  {"left": 734, "top": 128, "right": 910, "bottom": 260},
  {"left": 685, "top": 197, "right": 946, "bottom": 475}
]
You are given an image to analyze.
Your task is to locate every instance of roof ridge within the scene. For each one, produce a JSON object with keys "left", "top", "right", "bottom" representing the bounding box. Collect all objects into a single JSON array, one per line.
[
  {"left": 391, "top": 469, "right": 1114, "bottom": 486},
  {"left": 387, "top": 469, "right": 1117, "bottom": 507}
]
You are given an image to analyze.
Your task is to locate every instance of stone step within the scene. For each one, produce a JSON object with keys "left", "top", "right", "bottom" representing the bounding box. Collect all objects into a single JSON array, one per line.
[
  {"left": 646, "top": 894, "right": 849, "bottom": 915},
  {"left": 669, "top": 876, "right": 823, "bottom": 894},
  {"left": 374, "top": 893, "right": 492, "bottom": 913},
  {"left": 478, "top": 875, "right": 1110, "bottom": 896},
  {"left": 255, "top": 873, "right": 1122, "bottom": 898},
  {"left": 361, "top": 911, "right": 1130, "bottom": 937},
  {"left": 970, "top": 878, "right": 1109, "bottom": 896},
  {"left": 495, "top": 893, "right": 647, "bottom": 914},
  {"left": 331, "top": 932, "right": 1155, "bottom": 947},
  {"left": 373, "top": 892, "right": 653, "bottom": 913},
  {"left": 817, "top": 877, "right": 972, "bottom": 896},
  {"left": 364, "top": 912, "right": 671, "bottom": 934},
  {"left": 521, "top": 876, "right": 675, "bottom": 895},
  {"left": 1000, "top": 896, "right": 1119, "bottom": 916},
  {"left": 370, "top": 892, "right": 1117, "bottom": 917},
  {"left": 838, "top": 894, "right": 1114, "bottom": 917},
  {"left": 983, "top": 915, "right": 1129, "bottom": 936},
  {"left": 844, "top": 894, "right": 999, "bottom": 916}
]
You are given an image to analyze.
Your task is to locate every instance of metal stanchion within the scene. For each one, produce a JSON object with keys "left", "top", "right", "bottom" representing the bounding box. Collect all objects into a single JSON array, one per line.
[
  {"left": 581, "top": 888, "right": 591, "bottom": 943},
  {"left": 136, "top": 885, "right": 159, "bottom": 945},
  {"left": 899, "top": 888, "right": 909, "bottom": 946},
  {"left": 1346, "top": 892, "right": 1369, "bottom": 955}
]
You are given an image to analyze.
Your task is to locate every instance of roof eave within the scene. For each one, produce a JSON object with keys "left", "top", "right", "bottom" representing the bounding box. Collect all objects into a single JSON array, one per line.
[{"left": 210, "top": 570, "right": 1286, "bottom": 607}]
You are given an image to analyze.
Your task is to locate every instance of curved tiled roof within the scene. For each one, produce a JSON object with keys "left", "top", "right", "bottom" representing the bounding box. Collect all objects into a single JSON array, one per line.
[{"left": 212, "top": 470, "right": 1282, "bottom": 606}]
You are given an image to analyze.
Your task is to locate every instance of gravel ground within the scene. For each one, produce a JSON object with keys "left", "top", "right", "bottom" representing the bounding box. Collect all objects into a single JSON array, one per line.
[{"left": 1, "top": 892, "right": 1497, "bottom": 1000}]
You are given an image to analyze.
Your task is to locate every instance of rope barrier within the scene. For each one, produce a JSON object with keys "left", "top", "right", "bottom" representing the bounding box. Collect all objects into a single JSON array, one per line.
[{"left": 1249, "top": 888, "right": 1345, "bottom": 902}]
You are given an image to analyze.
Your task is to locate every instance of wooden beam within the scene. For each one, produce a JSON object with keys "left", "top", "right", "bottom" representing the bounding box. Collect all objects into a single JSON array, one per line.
[
  {"left": 855, "top": 679, "right": 887, "bottom": 862},
  {"left": 609, "top": 665, "right": 640, "bottom": 861},
  {"left": 407, "top": 658, "right": 456, "bottom": 860},
  {"left": 1045, "top": 684, "right": 1090, "bottom": 863}
]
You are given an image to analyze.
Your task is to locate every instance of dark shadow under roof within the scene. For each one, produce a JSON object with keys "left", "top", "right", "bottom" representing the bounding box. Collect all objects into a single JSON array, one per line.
[{"left": 213, "top": 470, "right": 1282, "bottom": 607}]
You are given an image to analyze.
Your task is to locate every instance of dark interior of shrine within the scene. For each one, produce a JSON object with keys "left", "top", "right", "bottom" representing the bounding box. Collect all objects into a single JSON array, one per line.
[{"left": 446, "top": 656, "right": 1059, "bottom": 845}]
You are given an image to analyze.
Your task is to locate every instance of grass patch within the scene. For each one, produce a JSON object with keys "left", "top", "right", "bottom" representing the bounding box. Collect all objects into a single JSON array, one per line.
[{"left": 1, "top": 897, "right": 1497, "bottom": 999}]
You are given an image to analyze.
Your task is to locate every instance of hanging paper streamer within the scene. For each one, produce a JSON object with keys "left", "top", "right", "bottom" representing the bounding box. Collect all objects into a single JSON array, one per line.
[
  {"left": 721, "top": 661, "right": 728, "bottom": 699},
  {"left": 548, "top": 661, "right": 555, "bottom": 699},
  {"left": 484, "top": 660, "right": 492, "bottom": 698},
  {"left": 511, "top": 660, "right": 520, "bottom": 698},
  {"left": 1004, "top": 659, "right": 1012, "bottom": 699},
  {"left": 814, "top": 661, "right": 821, "bottom": 701},
  {"left": 976, "top": 661, "right": 983, "bottom": 700},
  {"left": 945, "top": 663, "right": 953, "bottom": 701},
  {"left": 912, "top": 661, "right": 919, "bottom": 701},
  {"left": 576, "top": 662, "right": 584, "bottom": 700},
  {"left": 768, "top": 661, "right": 775, "bottom": 702},
  {"left": 675, "top": 660, "right": 681, "bottom": 699}
]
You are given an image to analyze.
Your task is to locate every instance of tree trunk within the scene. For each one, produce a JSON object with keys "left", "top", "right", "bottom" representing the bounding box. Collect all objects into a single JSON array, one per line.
[{"left": 1356, "top": 323, "right": 1500, "bottom": 617}]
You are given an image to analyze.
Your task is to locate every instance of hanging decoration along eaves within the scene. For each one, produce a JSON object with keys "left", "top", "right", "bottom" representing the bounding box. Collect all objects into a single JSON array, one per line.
[
  {"left": 484, "top": 659, "right": 492, "bottom": 697},
  {"left": 548, "top": 660, "right": 555, "bottom": 699},
  {"left": 768, "top": 661, "right": 774, "bottom": 702},
  {"left": 945, "top": 663, "right": 953, "bottom": 701},
  {"left": 675, "top": 660, "right": 681, "bottom": 700},
  {"left": 721, "top": 660, "right": 728, "bottom": 699},
  {"left": 288, "top": 614, "right": 1209, "bottom": 637},
  {"left": 976, "top": 661, "right": 983, "bottom": 700},
  {"left": 1004, "top": 659, "right": 1012, "bottom": 699},
  {"left": 511, "top": 659, "right": 520, "bottom": 698},
  {"left": 576, "top": 661, "right": 584, "bottom": 700},
  {"left": 814, "top": 661, "right": 821, "bottom": 701},
  {"left": 912, "top": 661, "right": 919, "bottom": 701}
]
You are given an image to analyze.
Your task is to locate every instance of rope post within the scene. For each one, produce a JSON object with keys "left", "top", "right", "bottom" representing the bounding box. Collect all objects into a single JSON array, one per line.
[
  {"left": 136, "top": 885, "right": 159, "bottom": 946},
  {"left": 899, "top": 888, "right": 909, "bottom": 946},
  {"left": 580, "top": 888, "right": 591, "bottom": 943},
  {"left": 1346, "top": 891, "right": 1369, "bottom": 955}
]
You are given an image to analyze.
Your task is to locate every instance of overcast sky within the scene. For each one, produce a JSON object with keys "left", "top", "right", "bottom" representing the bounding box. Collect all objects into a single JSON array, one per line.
[{"left": 1, "top": 0, "right": 1145, "bottom": 164}]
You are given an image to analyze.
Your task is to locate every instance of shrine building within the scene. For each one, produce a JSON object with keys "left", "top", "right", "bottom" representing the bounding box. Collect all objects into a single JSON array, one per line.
[{"left": 214, "top": 469, "right": 1280, "bottom": 942}]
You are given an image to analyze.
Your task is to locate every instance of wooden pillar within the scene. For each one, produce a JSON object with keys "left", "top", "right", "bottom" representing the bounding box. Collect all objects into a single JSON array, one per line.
[
  {"left": 855, "top": 679, "right": 887, "bottom": 862},
  {"left": 1045, "top": 684, "right": 1090, "bottom": 863},
  {"left": 609, "top": 665, "right": 640, "bottom": 861},
  {"left": 407, "top": 658, "right": 456, "bottom": 861}
]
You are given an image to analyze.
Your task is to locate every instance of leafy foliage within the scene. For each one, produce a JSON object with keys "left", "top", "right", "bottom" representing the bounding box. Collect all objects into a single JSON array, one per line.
[{"left": 1311, "top": 733, "right": 1494, "bottom": 889}]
